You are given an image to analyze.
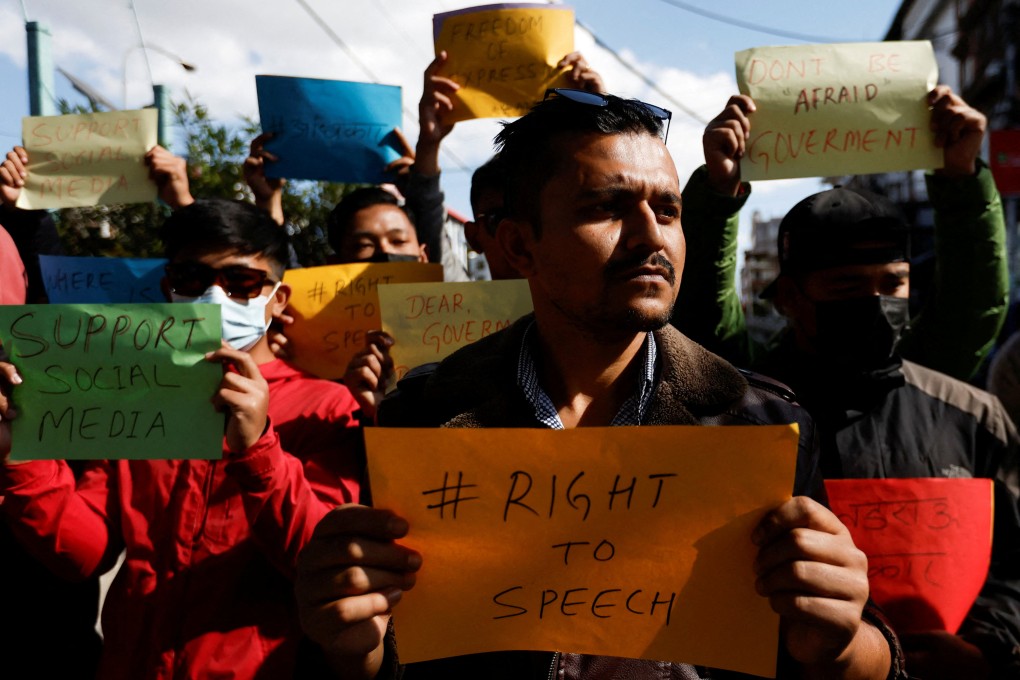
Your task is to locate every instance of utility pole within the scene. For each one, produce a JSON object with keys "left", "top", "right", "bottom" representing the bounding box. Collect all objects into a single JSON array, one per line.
[
  {"left": 152, "top": 84, "right": 169, "bottom": 148},
  {"left": 26, "top": 21, "right": 56, "bottom": 116}
]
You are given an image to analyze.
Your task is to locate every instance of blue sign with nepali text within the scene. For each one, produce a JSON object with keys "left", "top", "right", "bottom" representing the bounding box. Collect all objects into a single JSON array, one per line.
[{"left": 256, "top": 76, "right": 402, "bottom": 184}]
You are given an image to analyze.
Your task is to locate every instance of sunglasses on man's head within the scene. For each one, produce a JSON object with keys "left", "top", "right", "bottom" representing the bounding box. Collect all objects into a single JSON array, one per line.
[
  {"left": 165, "top": 262, "right": 278, "bottom": 299},
  {"left": 544, "top": 88, "right": 673, "bottom": 142}
]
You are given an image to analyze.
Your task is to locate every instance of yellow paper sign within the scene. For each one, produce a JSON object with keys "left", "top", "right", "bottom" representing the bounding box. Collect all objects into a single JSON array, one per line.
[
  {"left": 736, "top": 41, "right": 942, "bottom": 181},
  {"left": 283, "top": 262, "right": 443, "bottom": 379},
  {"left": 366, "top": 424, "right": 801, "bottom": 676},
  {"left": 434, "top": 3, "right": 575, "bottom": 122},
  {"left": 378, "top": 279, "right": 533, "bottom": 379},
  {"left": 17, "top": 109, "right": 158, "bottom": 209}
]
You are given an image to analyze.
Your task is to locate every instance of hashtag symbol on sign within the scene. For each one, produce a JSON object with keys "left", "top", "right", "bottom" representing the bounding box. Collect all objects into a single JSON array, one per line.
[
  {"left": 308, "top": 281, "right": 325, "bottom": 304},
  {"left": 422, "top": 471, "right": 480, "bottom": 519}
]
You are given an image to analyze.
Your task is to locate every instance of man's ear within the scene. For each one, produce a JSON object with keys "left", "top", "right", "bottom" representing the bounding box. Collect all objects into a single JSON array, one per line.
[
  {"left": 773, "top": 274, "right": 814, "bottom": 324},
  {"left": 496, "top": 216, "right": 537, "bottom": 278},
  {"left": 463, "top": 221, "right": 484, "bottom": 254},
  {"left": 271, "top": 283, "right": 291, "bottom": 316},
  {"left": 418, "top": 242, "right": 429, "bottom": 263}
]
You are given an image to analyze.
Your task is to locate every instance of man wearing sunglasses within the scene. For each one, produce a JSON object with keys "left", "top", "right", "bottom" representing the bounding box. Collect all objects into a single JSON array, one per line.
[
  {"left": 296, "top": 94, "right": 901, "bottom": 679},
  {"left": 0, "top": 199, "right": 364, "bottom": 680}
]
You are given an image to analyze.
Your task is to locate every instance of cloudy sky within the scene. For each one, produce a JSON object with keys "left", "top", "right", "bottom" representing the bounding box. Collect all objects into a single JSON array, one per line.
[{"left": 0, "top": 0, "right": 903, "bottom": 249}]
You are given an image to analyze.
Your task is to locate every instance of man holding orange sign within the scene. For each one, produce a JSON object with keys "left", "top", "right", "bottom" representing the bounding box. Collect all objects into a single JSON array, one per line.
[{"left": 296, "top": 92, "right": 902, "bottom": 679}]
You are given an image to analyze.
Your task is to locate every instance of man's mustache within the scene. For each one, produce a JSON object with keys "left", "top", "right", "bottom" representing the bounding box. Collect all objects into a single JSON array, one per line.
[{"left": 604, "top": 253, "right": 676, "bottom": 286}]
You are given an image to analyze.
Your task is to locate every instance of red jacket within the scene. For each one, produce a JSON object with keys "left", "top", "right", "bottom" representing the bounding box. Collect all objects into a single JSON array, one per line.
[{"left": 1, "top": 359, "right": 361, "bottom": 680}]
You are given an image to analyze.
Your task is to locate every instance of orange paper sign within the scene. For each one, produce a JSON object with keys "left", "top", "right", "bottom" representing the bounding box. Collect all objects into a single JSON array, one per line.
[
  {"left": 366, "top": 425, "right": 801, "bottom": 677},
  {"left": 825, "top": 478, "right": 993, "bottom": 634},
  {"left": 282, "top": 262, "right": 443, "bottom": 379}
]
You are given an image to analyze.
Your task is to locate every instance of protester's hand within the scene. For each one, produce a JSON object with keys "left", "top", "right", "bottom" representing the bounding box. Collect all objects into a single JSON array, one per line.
[
  {"left": 929, "top": 85, "right": 986, "bottom": 178},
  {"left": 419, "top": 50, "right": 459, "bottom": 147},
  {"left": 0, "top": 146, "right": 29, "bottom": 208},
  {"left": 702, "top": 95, "right": 755, "bottom": 197},
  {"left": 268, "top": 306, "right": 295, "bottom": 360},
  {"left": 244, "top": 133, "right": 285, "bottom": 202},
  {"left": 384, "top": 128, "right": 416, "bottom": 176},
  {"left": 296, "top": 505, "right": 420, "bottom": 671},
  {"left": 901, "top": 631, "right": 990, "bottom": 680},
  {"left": 145, "top": 145, "right": 194, "bottom": 210},
  {"left": 559, "top": 52, "right": 606, "bottom": 94},
  {"left": 343, "top": 331, "right": 394, "bottom": 424},
  {"left": 414, "top": 50, "right": 459, "bottom": 177},
  {"left": 0, "top": 359, "right": 23, "bottom": 463},
  {"left": 206, "top": 344, "right": 270, "bottom": 453},
  {"left": 754, "top": 496, "right": 873, "bottom": 666}
]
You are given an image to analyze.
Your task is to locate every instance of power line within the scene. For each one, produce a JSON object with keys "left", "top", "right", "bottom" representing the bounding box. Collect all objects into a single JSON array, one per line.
[
  {"left": 291, "top": 0, "right": 472, "bottom": 173},
  {"left": 375, "top": 0, "right": 432, "bottom": 63},
  {"left": 573, "top": 17, "right": 709, "bottom": 125},
  {"left": 653, "top": 0, "right": 842, "bottom": 43}
]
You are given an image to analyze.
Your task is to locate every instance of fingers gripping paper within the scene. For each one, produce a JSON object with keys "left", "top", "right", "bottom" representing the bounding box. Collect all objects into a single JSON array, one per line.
[
  {"left": 366, "top": 424, "right": 801, "bottom": 677},
  {"left": 17, "top": 109, "right": 158, "bottom": 209},
  {"left": 736, "top": 41, "right": 942, "bottom": 181},
  {"left": 434, "top": 4, "right": 575, "bottom": 122}
]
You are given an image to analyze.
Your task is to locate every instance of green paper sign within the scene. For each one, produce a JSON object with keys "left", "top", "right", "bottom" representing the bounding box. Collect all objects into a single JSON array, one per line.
[{"left": 0, "top": 303, "right": 224, "bottom": 460}]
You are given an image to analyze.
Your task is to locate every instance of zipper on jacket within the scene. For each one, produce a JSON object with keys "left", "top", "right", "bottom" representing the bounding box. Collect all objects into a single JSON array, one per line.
[{"left": 547, "top": 651, "right": 560, "bottom": 680}]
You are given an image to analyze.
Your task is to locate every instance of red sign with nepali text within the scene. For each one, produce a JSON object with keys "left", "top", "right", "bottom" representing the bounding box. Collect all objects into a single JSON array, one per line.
[
  {"left": 825, "top": 478, "right": 992, "bottom": 634},
  {"left": 990, "top": 129, "right": 1020, "bottom": 196}
]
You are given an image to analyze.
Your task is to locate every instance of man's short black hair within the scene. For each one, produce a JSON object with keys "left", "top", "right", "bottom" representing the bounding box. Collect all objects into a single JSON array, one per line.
[
  {"left": 159, "top": 199, "right": 290, "bottom": 277},
  {"left": 326, "top": 187, "right": 415, "bottom": 253},
  {"left": 493, "top": 93, "right": 665, "bottom": 232},
  {"left": 470, "top": 154, "right": 508, "bottom": 235}
]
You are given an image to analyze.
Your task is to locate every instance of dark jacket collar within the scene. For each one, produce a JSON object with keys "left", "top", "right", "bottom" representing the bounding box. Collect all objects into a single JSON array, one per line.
[{"left": 398, "top": 314, "right": 749, "bottom": 428}]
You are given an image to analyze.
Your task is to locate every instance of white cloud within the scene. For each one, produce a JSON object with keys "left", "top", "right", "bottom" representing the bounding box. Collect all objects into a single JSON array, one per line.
[{"left": 10, "top": 0, "right": 816, "bottom": 225}]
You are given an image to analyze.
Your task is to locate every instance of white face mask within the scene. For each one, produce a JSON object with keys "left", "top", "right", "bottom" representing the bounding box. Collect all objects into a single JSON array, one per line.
[{"left": 172, "top": 283, "right": 280, "bottom": 351}]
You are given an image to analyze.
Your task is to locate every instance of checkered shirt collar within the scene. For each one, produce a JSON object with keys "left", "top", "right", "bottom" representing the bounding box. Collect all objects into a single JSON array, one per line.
[{"left": 515, "top": 320, "right": 658, "bottom": 429}]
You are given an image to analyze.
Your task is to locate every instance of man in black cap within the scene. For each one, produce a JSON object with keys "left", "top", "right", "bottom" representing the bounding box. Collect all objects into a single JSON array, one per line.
[{"left": 674, "top": 89, "right": 1020, "bottom": 680}]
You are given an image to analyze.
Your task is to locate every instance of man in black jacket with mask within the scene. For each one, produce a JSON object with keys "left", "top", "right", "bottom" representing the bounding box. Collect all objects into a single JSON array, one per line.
[{"left": 675, "top": 90, "right": 1020, "bottom": 679}]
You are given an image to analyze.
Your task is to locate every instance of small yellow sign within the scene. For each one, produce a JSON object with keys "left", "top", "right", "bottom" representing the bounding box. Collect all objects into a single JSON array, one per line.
[
  {"left": 283, "top": 262, "right": 443, "bottom": 379},
  {"left": 378, "top": 279, "right": 533, "bottom": 379},
  {"left": 433, "top": 3, "right": 576, "bottom": 122}
]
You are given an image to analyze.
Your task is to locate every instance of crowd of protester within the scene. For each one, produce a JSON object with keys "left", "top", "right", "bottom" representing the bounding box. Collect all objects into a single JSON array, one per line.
[{"left": 0, "top": 41, "right": 1018, "bottom": 680}]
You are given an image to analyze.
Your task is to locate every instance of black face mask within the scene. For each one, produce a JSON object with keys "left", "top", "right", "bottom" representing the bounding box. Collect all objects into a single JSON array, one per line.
[
  {"left": 811, "top": 295, "right": 910, "bottom": 371},
  {"left": 365, "top": 251, "right": 421, "bottom": 263}
]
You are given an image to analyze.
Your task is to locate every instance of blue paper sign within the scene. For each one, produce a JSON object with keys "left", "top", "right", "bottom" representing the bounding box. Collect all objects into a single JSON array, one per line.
[
  {"left": 256, "top": 76, "right": 403, "bottom": 184},
  {"left": 40, "top": 255, "right": 168, "bottom": 304}
]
